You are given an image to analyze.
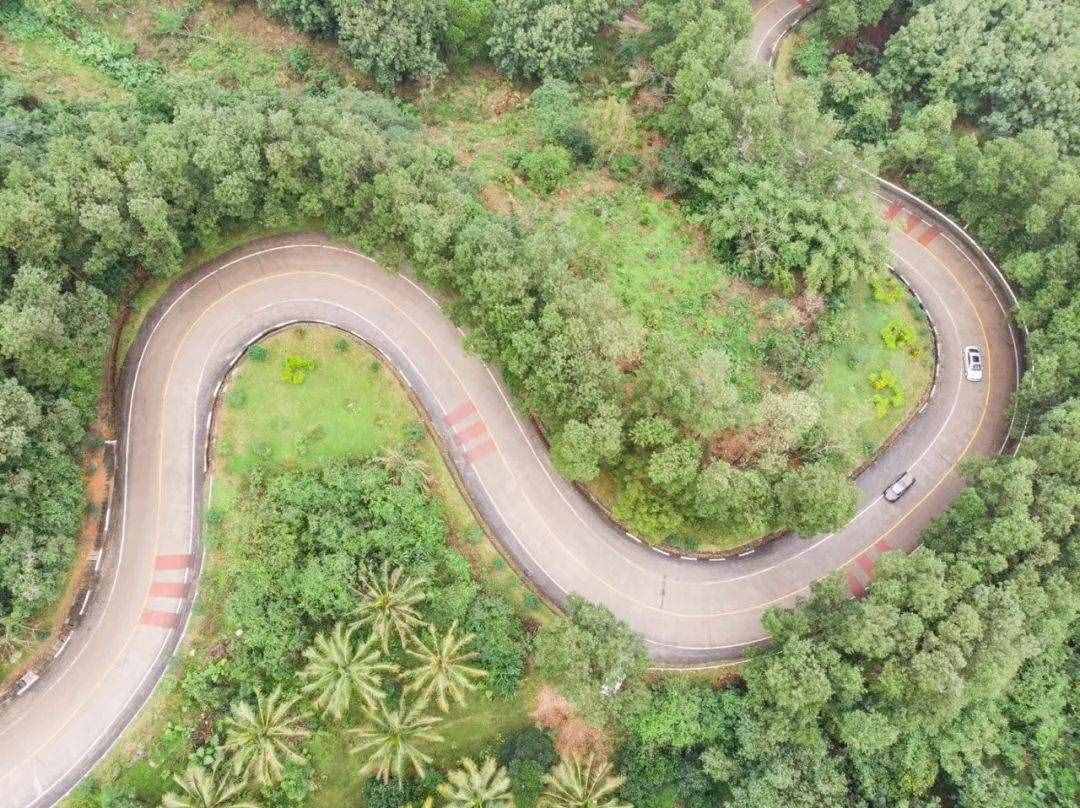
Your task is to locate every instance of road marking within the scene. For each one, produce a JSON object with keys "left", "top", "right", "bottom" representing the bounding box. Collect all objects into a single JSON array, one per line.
[
  {"left": 455, "top": 420, "right": 488, "bottom": 444},
  {"left": 444, "top": 401, "right": 477, "bottom": 426},
  {"left": 464, "top": 439, "right": 498, "bottom": 463},
  {"left": 148, "top": 582, "right": 189, "bottom": 598},
  {"left": 154, "top": 554, "right": 193, "bottom": 571},
  {"left": 139, "top": 610, "right": 180, "bottom": 630}
]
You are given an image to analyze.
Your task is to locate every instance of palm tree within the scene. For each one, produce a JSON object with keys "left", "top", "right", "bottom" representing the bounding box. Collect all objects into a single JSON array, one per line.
[
  {"left": 160, "top": 764, "right": 257, "bottom": 808},
  {"left": 222, "top": 687, "right": 310, "bottom": 787},
  {"left": 375, "top": 446, "right": 432, "bottom": 485},
  {"left": 300, "top": 622, "right": 397, "bottom": 721},
  {"left": 349, "top": 699, "right": 444, "bottom": 783},
  {"left": 539, "top": 756, "right": 629, "bottom": 808},
  {"left": 0, "top": 613, "right": 35, "bottom": 664},
  {"left": 437, "top": 757, "right": 513, "bottom": 808},
  {"left": 351, "top": 562, "right": 427, "bottom": 653},
  {"left": 402, "top": 622, "right": 487, "bottom": 713}
]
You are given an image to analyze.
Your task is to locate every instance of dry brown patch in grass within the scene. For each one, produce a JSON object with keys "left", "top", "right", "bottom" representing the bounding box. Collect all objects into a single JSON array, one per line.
[
  {"left": 488, "top": 86, "right": 526, "bottom": 118},
  {"left": 481, "top": 184, "right": 516, "bottom": 216},
  {"left": 532, "top": 686, "right": 611, "bottom": 760}
]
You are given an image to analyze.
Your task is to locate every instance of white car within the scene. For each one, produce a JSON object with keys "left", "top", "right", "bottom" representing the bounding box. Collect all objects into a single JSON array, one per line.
[
  {"left": 884, "top": 471, "right": 916, "bottom": 503},
  {"left": 964, "top": 346, "right": 984, "bottom": 382}
]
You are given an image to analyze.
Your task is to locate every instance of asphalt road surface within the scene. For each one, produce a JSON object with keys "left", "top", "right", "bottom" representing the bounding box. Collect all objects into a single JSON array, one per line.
[{"left": 0, "top": 2, "right": 1021, "bottom": 805}]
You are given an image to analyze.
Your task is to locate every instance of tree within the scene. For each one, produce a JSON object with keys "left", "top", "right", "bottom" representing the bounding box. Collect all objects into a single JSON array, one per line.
[
  {"left": 488, "top": 0, "right": 628, "bottom": 81},
  {"left": 334, "top": 0, "right": 449, "bottom": 90},
  {"left": 222, "top": 687, "right": 310, "bottom": 787},
  {"left": 350, "top": 699, "right": 445, "bottom": 783},
  {"left": 161, "top": 764, "right": 257, "bottom": 808},
  {"left": 539, "top": 756, "right": 629, "bottom": 808},
  {"left": 402, "top": 621, "right": 488, "bottom": 712},
  {"left": 300, "top": 622, "right": 397, "bottom": 721},
  {"left": 438, "top": 757, "right": 514, "bottom": 808},
  {"left": 351, "top": 562, "right": 428, "bottom": 653},
  {"left": 878, "top": 0, "right": 1080, "bottom": 154},
  {"left": 255, "top": 0, "right": 338, "bottom": 34},
  {"left": 532, "top": 597, "right": 648, "bottom": 723},
  {"left": 551, "top": 403, "right": 624, "bottom": 482},
  {"left": 776, "top": 462, "right": 858, "bottom": 536}
]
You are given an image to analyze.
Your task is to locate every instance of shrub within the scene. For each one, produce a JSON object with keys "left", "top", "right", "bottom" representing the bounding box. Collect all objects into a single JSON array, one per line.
[
  {"left": 608, "top": 153, "right": 640, "bottom": 181},
  {"left": 868, "top": 368, "right": 904, "bottom": 416},
  {"left": 613, "top": 479, "right": 684, "bottom": 541},
  {"left": 512, "top": 145, "right": 573, "bottom": 194},
  {"left": 285, "top": 45, "right": 314, "bottom": 77},
  {"left": 870, "top": 274, "right": 905, "bottom": 304},
  {"left": 881, "top": 319, "right": 917, "bottom": 352},
  {"left": 466, "top": 594, "right": 528, "bottom": 697},
  {"left": 500, "top": 727, "right": 556, "bottom": 808},
  {"left": 247, "top": 345, "right": 270, "bottom": 362},
  {"left": 281, "top": 355, "right": 316, "bottom": 384},
  {"left": 793, "top": 35, "right": 830, "bottom": 77}
]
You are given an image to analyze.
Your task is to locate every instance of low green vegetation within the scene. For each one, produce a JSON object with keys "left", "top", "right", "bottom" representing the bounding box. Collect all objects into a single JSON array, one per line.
[
  {"left": 5, "top": 2, "right": 1079, "bottom": 807},
  {"left": 71, "top": 327, "right": 558, "bottom": 807}
]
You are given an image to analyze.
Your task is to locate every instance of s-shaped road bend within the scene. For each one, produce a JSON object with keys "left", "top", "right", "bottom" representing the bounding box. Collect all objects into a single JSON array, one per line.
[{"left": 0, "top": 2, "right": 1021, "bottom": 806}]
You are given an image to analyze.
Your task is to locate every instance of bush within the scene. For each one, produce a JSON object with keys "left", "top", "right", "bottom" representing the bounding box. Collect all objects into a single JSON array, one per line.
[
  {"left": 613, "top": 479, "right": 685, "bottom": 541},
  {"left": 247, "top": 345, "right": 270, "bottom": 362},
  {"left": 608, "top": 153, "right": 640, "bottom": 181},
  {"left": 281, "top": 355, "right": 316, "bottom": 384},
  {"left": 285, "top": 45, "right": 314, "bottom": 77},
  {"left": 870, "top": 274, "right": 904, "bottom": 304},
  {"left": 500, "top": 728, "right": 556, "bottom": 808},
  {"left": 466, "top": 594, "right": 528, "bottom": 697},
  {"left": 793, "top": 36, "right": 830, "bottom": 77},
  {"left": 868, "top": 368, "right": 904, "bottom": 416},
  {"left": 512, "top": 145, "right": 573, "bottom": 194},
  {"left": 880, "top": 320, "right": 917, "bottom": 352},
  {"left": 530, "top": 80, "right": 595, "bottom": 162}
]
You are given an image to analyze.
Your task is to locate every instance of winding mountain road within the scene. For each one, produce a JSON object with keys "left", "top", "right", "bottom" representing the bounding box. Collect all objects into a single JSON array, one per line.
[{"left": 0, "top": 2, "right": 1022, "bottom": 806}]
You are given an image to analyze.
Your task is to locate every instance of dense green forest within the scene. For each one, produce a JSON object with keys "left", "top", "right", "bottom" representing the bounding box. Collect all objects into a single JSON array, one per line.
[{"left": 0, "top": 0, "right": 1078, "bottom": 806}]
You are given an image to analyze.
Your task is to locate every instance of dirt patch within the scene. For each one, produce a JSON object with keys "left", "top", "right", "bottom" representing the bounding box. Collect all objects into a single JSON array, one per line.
[
  {"left": 481, "top": 184, "right": 516, "bottom": 216},
  {"left": 531, "top": 686, "right": 611, "bottom": 761},
  {"left": 488, "top": 86, "right": 526, "bottom": 118}
]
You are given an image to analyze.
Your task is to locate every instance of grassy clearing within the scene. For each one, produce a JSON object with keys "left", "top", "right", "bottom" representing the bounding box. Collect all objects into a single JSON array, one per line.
[
  {"left": 0, "top": 3, "right": 127, "bottom": 101},
  {"left": 816, "top": 280, "right": 933, "bottom": 460},
  {"left": 211, "top": 326, "right": 549, "bottom": 619},
  {"left": 82, "top": 0, "right": 361, "bottom": 92}
]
